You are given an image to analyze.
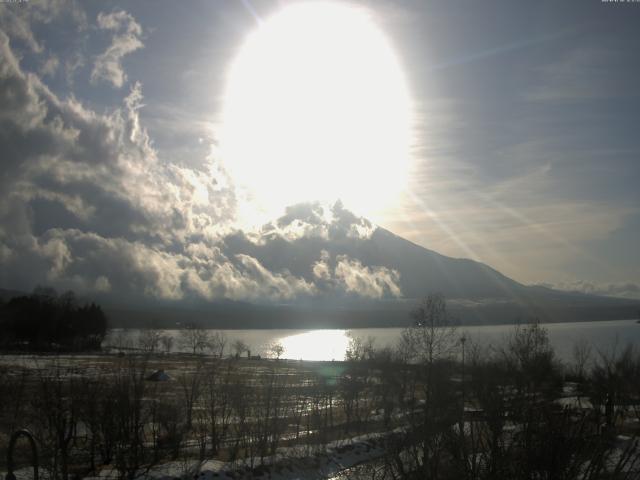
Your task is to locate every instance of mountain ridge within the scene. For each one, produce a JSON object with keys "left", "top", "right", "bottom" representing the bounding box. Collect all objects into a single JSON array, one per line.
[{"left": 2, "top": 205, "right": 638, "bottom": 328}]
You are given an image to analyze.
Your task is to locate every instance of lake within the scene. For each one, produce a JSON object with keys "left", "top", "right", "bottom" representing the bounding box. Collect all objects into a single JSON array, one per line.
[{"left": 105, "top": 319, "right": 640, "bottom": 363}]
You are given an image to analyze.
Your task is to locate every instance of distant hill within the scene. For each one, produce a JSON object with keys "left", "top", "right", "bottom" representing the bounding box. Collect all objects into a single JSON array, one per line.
[
  {"left": 208, "top": 207, "right": 639, "bottom": 327},
  {"left": 101, "top": 299, "right": 640, "bottom": 329},
  {"left": 0, "top": 288, "right": 26, "bottom": 302},
  {"left": 222, "top": 225, "right": 527, "bottom": 300},
  {"left": 103, "top": 210, "right": 639, "bottom": 328}
]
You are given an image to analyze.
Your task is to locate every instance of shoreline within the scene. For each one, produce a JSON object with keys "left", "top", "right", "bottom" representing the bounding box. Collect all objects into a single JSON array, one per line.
[{"left": 107, "top": 317, "right": 639, "bottom": 331}]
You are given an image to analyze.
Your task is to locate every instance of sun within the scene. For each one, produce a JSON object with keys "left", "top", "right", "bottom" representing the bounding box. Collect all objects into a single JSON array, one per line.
[{"left": 221, "top": 1, "right": 413, "bottom": 218}]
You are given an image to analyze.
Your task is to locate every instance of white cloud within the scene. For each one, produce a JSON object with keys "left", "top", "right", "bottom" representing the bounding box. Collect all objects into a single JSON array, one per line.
[
  {"left": 40, "top": 55, "right": 59, "bottom": 77},
  {"left": 524, "top": 47, "right": 630, "bottom": 103},
  {"left": 536, "top": 280, "right": 640, "bottom": 300},
  {"left": 0, "top": 7, "right": 42, "bottom": 53},
  {"left": 257, "top": 201, "right": 377, "bottom": 244},
  {"left": 0, "top": 28, "right": 403, "bottom": 305},
  {"left": 0, "top": 33, "right": 328, "bottom": 304},
  {"left": 95, "top": 275, "right": 111, "bottom": 292},
  {"left": 0, "top": 242, "right": 11, "bottom": 263},
  {"left": 91, "top": 10, "right": 143, "bottom": 88},
  {"left": 334, "top": 255, "right": 402, "bottom": 299},
  {"left": 0, "top": 0, "right": 87, "bottom": 53},
  {"left": 64, "top": 52, "right": 84, "bottom": 85},
  {"left": 312, "top": 250, "right": 332, "bottom": 281},
  {"left": 229, "top": 254, "right": 317, "bottom": 300},
  {"left": 309, "top": 248, "right": 403, "bottom": 299}
]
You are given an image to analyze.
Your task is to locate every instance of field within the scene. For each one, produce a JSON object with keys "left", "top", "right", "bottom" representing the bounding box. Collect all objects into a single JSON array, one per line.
[
  {"left": 0, "top": 352, "right": 403, "bottom": 480},
  {"left": 2, "top": 322, "right": 640, "bottom": 480}
]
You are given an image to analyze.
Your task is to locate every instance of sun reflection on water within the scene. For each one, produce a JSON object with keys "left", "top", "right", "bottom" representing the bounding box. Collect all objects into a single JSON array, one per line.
[{"left": 279, "top": 330, "right": 350, "bottom": 361}]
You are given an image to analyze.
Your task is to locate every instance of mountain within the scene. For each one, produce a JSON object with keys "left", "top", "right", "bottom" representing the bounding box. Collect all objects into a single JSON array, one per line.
[
  {"left": 223, "top": 225, "right": 524, "bottom": 300},
  {"left": 102, "top": 202, "right": 640, "bottom": 328},
  {"left": 3, "top": 202, "right": 638, "bottom": 328}
]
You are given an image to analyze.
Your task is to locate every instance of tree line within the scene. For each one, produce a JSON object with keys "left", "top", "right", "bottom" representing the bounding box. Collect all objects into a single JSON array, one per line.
[
  {"left": 0, "top": 287, "right": 108, "bottom": 351},
  {"left": 1, "top": 294, "right": 640, "bottom": 479}
]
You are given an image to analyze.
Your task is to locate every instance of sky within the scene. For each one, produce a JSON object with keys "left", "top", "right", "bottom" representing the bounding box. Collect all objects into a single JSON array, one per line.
[{"left": 0, "top": 0, "right": 639, "bottom": 303}]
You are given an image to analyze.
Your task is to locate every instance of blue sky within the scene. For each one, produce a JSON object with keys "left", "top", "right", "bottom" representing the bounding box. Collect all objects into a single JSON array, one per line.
[{"left": 0, "top": 0, "right": 639, "bottom": 302}]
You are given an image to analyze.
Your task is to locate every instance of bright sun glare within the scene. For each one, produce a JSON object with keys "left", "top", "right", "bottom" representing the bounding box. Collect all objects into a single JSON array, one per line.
[
  {"left": 279, "top": 330, "right": 350, "bottom": 361},
  {"left": 221, "top": 2, "right": 412, "bottom": 217}
]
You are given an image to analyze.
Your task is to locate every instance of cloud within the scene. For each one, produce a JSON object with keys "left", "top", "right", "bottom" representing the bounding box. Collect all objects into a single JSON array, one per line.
[
  {"left": 2, "top": 31, "right": 391, "bottom": 305},
  {"left": 91, "top": 10, "right": 143, "bottom": 88},
  {"left": 226, "top": 254, "right": 317, "bottom": 300},
  {"left": 0, "top": 6, "right": 42, "bottom": 53},
  {"left": 0, "top": 33, "right": 168, "bottom": 245},
  {"left": 334, "top": 255, "right": 402, "bottom": 299},
  {"left": 179, "top": 243, "right": 317, "bottom": 302},
  {"left": 40, "top": 55, "right": 59, "bottom": 77},
  {"left": 524, "top": 47, "right": 633, "bottom": 103},
  {"left": 94, "top": 275, "right": 111, "bottom": 292},
  {"left": 0, "top": 0, "right": 87, "bottom": 53},
  {"left": 0, "top": 39, "right": 233, "bottom": 246},
  {"left": 258, "top": 201, "right": 377, "bottom": 243},
  {"left": 0, "top": 30, "right": 231, "bottom": 299},
  {"left": 312, "top": 250, "right": 332, "bottom": 281},
  {"left": 535, "top": 280, "right": 640, "bottom": 300},
  {"left": 310, "top": 250, "right": 402, "bottom": 299},
  {"left": 1, "top": 225, "right": 318, "bottom": 304},
  {"left": 379, "top": 87, "right": 639, "bottom": 287}
]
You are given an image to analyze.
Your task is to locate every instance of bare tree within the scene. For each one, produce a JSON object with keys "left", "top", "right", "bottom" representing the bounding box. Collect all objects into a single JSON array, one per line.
[
  {"left": 203, "top": 362, "right": 234, "bottom": 456},
  {"left": 138, "top": 329, "right": 161, "bottom": 353},
  {"left": 160, "top": 335, "right": 174, "bottom": 354},
  {"left": 572, "top": 336, "right": 593, "bottom": 380},
  {"left": 589, "top": 344, "right": 637, "bottom": 429},
  {"left": 380, "top": 294, "right": 460, "bottom": 479},
  {"left": 113, "top": 330, "right": 133, "bottom": 350},
  {"left": 504, "top": 320, "right": 554, "bottom": 369},
  {"left": 345, "top": 335, "right": 375, "bottom": 361},
  {"left": 179, "top": 323, "right": 211, "bottom": 355},
  {"left": 232, "top": 339, "right": 249, "bottom": 358},
  {"left": 404, "top": 293, "right": 458, "bottom": 365},
  {"left": 104, "top": 356, "right": 155, "bottom": 480},
  {"left": 31, "top": 361, "right": 79, "bottom": 480},
  {"left": 77, "top": 377, "right": 105, "bottom": 474},
  {"left": 0, "top": 366, "right": 30, "bottom": 435},
  {"left": 269, "top": 341, "right": 285, "bottom": 360},
  {"left": 178, "top": 360, "right": 204, "bottom": 430},
  {"left": 154, "top": 395, "right": 184, "bottom": 461},
  {"left": 209, "top": 331, "right": 227, "bottom": 358},
  {"left": 501, "top": 319, "right": 559, "bottom": 401}
]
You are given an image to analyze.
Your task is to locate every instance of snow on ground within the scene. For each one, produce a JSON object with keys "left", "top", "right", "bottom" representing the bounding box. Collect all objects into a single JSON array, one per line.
[{"left": 1, "top": 432, "right": 391, "bottom": 480}]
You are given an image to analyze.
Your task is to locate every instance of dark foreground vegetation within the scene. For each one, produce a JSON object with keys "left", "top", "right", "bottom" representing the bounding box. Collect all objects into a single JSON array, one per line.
[
  {"left": 0, "top": 288, "right": 108, "bottom": 351},
  {"left": 1, "top": 294, "right": 640, "bottom": 479}
]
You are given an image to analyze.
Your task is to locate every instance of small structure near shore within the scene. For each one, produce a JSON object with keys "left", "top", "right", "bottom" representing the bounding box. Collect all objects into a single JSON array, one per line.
[{"left": 146, "top": 369, "right": 170, "bottom": 381}]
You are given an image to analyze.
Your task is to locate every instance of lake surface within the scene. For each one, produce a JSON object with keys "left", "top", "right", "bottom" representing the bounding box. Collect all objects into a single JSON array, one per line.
[{"left": 105, "top": 319, "right": 640, "bottom": 363}]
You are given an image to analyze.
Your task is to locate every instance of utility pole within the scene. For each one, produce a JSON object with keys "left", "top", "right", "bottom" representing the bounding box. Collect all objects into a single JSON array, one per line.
[{"left": 460, "top": 334, "right": 467, "bottom": 414}]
